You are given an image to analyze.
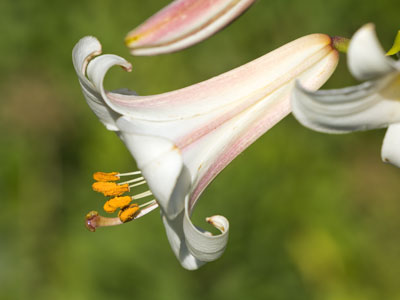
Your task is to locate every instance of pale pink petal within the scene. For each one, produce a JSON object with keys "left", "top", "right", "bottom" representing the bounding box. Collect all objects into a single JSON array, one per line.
[{"left": 126, "top": 0, "right": 255, "bottom": 55}]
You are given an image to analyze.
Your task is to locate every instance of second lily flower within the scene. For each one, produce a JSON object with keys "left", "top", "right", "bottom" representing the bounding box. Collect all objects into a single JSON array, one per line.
[{"left": 291, "top": 24, "right": 400, "bottom": 167}]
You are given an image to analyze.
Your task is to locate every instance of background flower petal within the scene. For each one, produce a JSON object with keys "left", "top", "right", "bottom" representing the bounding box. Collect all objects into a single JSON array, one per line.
[
  {"left": 348, "top": 24, "right": 395, "bottom": 81},
  {"left": 291, "top": 74, "right": 400, "bottom": 133},
  {"left": 126, "top": 0, "right": 255, "bottom": 55}
]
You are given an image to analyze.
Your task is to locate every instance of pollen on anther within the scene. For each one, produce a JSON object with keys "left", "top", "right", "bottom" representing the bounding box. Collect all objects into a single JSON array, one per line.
[
  {"left": 93, "top": 172, "right": 119, "bottom": 182},
  {"left": 92, "top": 182, "right": 129, "bottom": 197},
  {"left": 118, "top": 204, "right": 140, "bottom": 223},
  {"left": 103, "top": 196, "right": 132, "bottom": 213}
]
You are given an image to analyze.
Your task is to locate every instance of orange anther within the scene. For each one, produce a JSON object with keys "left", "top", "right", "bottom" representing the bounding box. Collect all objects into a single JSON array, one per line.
[
  {"left": 92, "top": 182, "right": 129, "bottom": 197},
  {"left": 93, "top": 172, "right": 119, "bottom": 182},
  {"left": 103, "top": 196, "right": 132, "bottom": 213},
  {"left": 118, "top": 204, "right": 140, "bottom": 223},
  {"left": 103, "top": 201, "right": 115, "bottom": 214}
]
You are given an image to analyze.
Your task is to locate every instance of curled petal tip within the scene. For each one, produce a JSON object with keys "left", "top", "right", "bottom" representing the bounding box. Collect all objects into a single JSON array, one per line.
[
  {"left": 125, "top": 0, "right": 256, "bottom": 56},
  {"left": 206, "top": 215, "right": 229, "bottom": 233}
]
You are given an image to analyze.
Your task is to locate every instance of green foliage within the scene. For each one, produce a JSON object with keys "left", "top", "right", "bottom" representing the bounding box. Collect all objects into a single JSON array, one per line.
[{"left": 1, "top": 0, "right": 400, "bottom": 299}]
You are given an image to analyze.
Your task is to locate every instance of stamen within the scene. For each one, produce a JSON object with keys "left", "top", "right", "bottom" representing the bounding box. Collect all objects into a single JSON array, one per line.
[
  {"left": 129, "top": 180, "right": 146, "bottom": 189},
  {"left": 118, "top": 204, "right": 140, "bottom": 223},
  {"left": 92, "top": 182, "right": 129, "bottom": 196},
  {"left": 138, "top": 201, "right": 158, "bottom": 215},
  {"left": 86, "top": 170, "right": 158, "bottom": 231},
  {"left": 93, "top": 172, "right": 120, "bottom": 182},
  {"left": 132, "top": 190, "right": 152, "bottom": 200},
  {"left": 119, "top": 176, "right": 145, "bottom": 185},
  {"left": 103, "top": 196, "right": 132, "bottom": 213},
  {"left": 118, "top": 171, "right": 142, "bottom": 177},
  {"left": 139, "top": 199, "right": 156, "bottom": 208}
]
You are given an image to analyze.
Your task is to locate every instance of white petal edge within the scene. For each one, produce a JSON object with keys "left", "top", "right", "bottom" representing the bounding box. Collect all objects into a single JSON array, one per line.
[
  {"left": 183, "top": 197, "right": 229, "bottom": 263},
  {"left": 348, "top": 24, "right": 396, "bottom": 81},
  {"left": 382, "top": 123, "right": 400, "bottom": 167},
  {"left": 161, "top": 195, "right": 229, "bottom": 270},
  {"left": 72, "top": 37, "right": 121, "bottom": 130},
  {"left": 161, "top": 211, "right": 205, "bottom": 270}
]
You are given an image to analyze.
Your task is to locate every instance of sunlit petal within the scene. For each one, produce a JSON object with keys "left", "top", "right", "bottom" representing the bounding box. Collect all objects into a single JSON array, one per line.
[{"left": 348, "top": 23, "right": 396, "bottom": 80}]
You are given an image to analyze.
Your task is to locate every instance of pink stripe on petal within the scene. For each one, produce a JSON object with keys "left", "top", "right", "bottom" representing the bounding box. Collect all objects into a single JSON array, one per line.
[
  {"left": 188, "top": 51, "right": 339, "bottom": 209},
  {"left": 126, "top": 0, "right": 255, "bottom": 55}
]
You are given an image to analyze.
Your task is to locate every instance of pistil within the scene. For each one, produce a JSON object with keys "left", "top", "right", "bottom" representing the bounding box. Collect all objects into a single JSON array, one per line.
[{"left": 85, "top": 211, "right": 123, "bottom": 232}]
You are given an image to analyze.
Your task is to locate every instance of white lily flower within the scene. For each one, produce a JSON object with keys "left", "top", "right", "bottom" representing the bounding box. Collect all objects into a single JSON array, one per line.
[
  {"left": 125, "top": 0, "right": 256, "bottom": 55},
  {"left": 73, "top": 34, "right": 338, "bottom": 270},
  {"left": 292, "top": 24, "right": 400, "bottom": 166}
]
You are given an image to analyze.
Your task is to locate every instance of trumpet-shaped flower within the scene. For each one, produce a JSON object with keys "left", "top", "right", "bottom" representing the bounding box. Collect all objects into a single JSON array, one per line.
[
  {"left": 125, "top": 0, "right": 256, "bottom": 55},
  {"left": 292, "top": 24, "right": 400, "bottom": 166},
  {"left": 73, "top": 33, "right": 338, "bottom": 269}
]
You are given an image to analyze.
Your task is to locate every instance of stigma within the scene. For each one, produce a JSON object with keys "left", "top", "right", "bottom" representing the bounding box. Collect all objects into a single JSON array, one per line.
[{"left": 85, "top": 171, "right": 158, "bottom": 232}]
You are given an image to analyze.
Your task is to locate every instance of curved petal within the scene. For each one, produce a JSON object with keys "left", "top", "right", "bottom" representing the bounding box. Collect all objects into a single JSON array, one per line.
[
  {"left": 183, "top": 209, "right": 229, "bottom": 263},
  {"left": 86, "top": 53, "right": 133, "bottom": 115},
  {"left": 72, "top": 37, "right": 122, "bottom": 131},
  {"left": 348, "top": 24, "right": 396, "bottom": 81},
  {"left": 161, "top": 211, "right": 205, "bottom": 270},
  {"left": 125, "top": 0, "right": 255, "bottom": 56},
  {"left": 382, "top": 123, "right": 400, "bottom": 167},
  {"left": 161, "top": 195, "right": 229, "bottom": 270},
  {"left": 72, "top": 36, "right": 102, "bottom": 76},
  {"left": 291, "top": 73, "right": 400, "bottom": 133}
]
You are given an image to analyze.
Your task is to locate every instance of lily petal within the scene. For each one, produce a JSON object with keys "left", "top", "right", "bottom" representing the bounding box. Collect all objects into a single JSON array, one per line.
[
  {"left": 291, "top": 73, "right": 400, "bottom": 133},
  {"left": 125, "top": 0, "right": 255, "bottom": 55},
  {"left": 348, "top": 23, "right": 396, "bottom": 81},
  {"left": 382, "top": 123, "right": 400, "bottom": 167},
  {"left": 72, "top": 37, "right": 126, "bottom": 131},
  {"left": 74, "top": 34, "right": 338, "bottom": 269}
]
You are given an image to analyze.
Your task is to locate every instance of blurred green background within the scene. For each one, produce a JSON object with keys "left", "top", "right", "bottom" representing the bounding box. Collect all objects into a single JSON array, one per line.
[{"left": 1, "top": 0, "right": 400, "bottom": 299}]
